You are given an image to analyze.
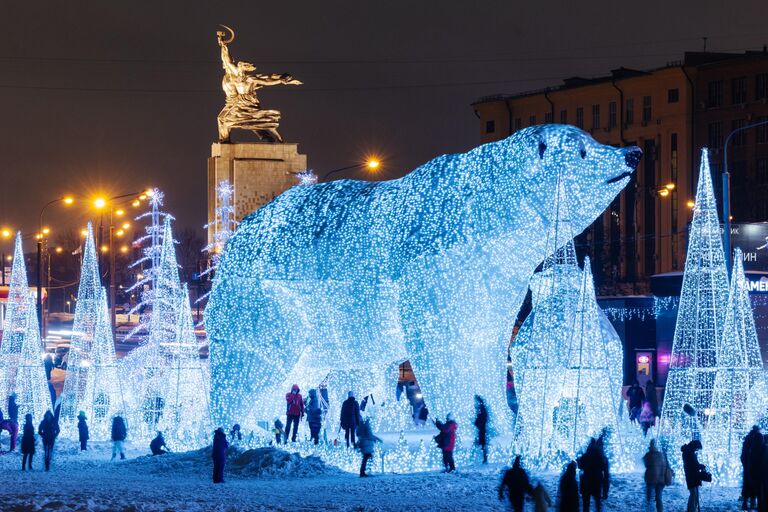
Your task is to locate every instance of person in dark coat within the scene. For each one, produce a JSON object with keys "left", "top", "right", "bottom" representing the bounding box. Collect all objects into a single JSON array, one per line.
[
  {"left": 558, "top": 461, "right": 580, "bottom": 512},
  {"left": 212, "top": 427, "right": 229, "bottom": 483},
  {"left": 150, "top": 431, "right": 169, "bottom": 455},
  {"left": 20, "top": 414, "right": 35, "bottom": 471},
  {"left": 474, "top": 395, "right": 489, "bottom": 464},
  {"left": 77, "top": 411, "right": 89, "bottom": 451},
  {"left": 759, "top": 435, "right": 768, "bottom": 512},
  {"left": 682, "top": 440, "right": 707, "bottom": 512},
  {"left": 284, "top": 384, "right": 304, "bottom": 443},
  {"left": 306, "top": 388, "right": 323, "bottom": 445},
  {"left": 645, "top": 379, "right": 659, "bottom": 417},
  {"left": 111, "top": 415, "right": 127, "bottom": 460},
  {"left": 626, "top": 380, "right": 645, "bottom": 423},
  {"left": 8, "top": 393, "right": 19, "bottom": 424},
  {"left": 340, "top": 391, "right": 361, "bottom": 448},
  {"left": 741, "top": 426, "right": 763, "bottom": 510},
  {"left": 643, "top": 439, "right": 668, "bottom": 512},
  {"left": 356, "top": 418, "right": 382, "bottom": 477},
  {"left": 435, "top": 413, "right": 458, "bottom": 473},
  {"left": 498, "top": 455, "right": 534, "bottom": 512},
  {"left": 578, "top": 438, "right": 609, "bottom": 511},
  {"left": 38, "top": 409, "right": 59, "bottom": 471}
]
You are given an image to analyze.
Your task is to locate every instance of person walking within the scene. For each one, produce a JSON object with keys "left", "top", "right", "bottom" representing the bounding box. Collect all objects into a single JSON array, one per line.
[
  {"left": 498, "top": 455, "right": 534, "bottom": 512},
  {"left": 474, "top": 395, "right": 489, "bottom": 464},
  {"left": 284, "top": 384, "right": 304, "bottom": 443},
  {"left": 356, "top": 417, "right": 382, "bottom": 477},
  {"left": 150, "top": 431, "right": 170, "bottom": 455},
  {"left": 20, "top": 414, "right": 35, "bottom": 471},
  {"left": 626, "top": 379, "right": 645, "bottom": 424},
  {"left": 37, "top": 410, "right": 59, "bottom": 471},
  {"left": 435, "top": 413, "right": 458, "bottom": 473},
  {"left": 741, "top": 426, "right": 763, "bottom": 510},
  {"left": 77, "top": 411, "right": 89, "bottom": 451},
  {"left": 578, "top": 438, "right": 609, "bottom": 511},
  {"left": 111, "top": 414, "right": 128, "bottom": 460},
  {"left": 306, "top": 388, "right": 323, "bottom": 445},
  {"left": 639, "top": 401, "right": 656, "bottom": 437},
  {"left": 643, "top": 439, "right": 668, "bottom": 512},
  {"left": 340, "top": 391, "right": 361, "bottom": 448},
  {"left": 533, "top": 482, "right": 552, "bottom": 512},
  {"left": 212, "top": 427, "right": 229, "bottom": 483},
  {"left": 682, "top": 440, "right": 708, "bottom": 512},
  {"left": 6, "top": 393, "right": 19, "bottom": 451},
  {"left": 557, "top": 461, "right": 580, "bottom": 512}
]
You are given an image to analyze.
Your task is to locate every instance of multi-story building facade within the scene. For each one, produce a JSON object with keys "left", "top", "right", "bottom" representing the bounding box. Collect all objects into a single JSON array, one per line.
[{"left": 473, "top": 50, "right": 768, "bottom": 293}]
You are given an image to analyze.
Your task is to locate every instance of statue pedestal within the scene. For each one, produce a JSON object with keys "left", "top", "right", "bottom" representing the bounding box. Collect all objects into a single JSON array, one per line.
[{"left": 207, "top": 142, "right": 307, "bottom": 244}]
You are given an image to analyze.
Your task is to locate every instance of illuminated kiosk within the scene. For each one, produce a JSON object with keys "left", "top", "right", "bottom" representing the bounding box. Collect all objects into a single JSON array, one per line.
[{"left": 207, "top": 124, "right": 641, "bottom": 451}]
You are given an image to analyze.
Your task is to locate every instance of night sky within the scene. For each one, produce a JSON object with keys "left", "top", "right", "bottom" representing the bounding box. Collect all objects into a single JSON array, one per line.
[{"left": 1, "top": 1, "right": 766, "bottom": 239}]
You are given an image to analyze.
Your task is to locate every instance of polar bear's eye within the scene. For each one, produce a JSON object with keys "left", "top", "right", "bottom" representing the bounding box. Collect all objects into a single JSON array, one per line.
[{"left": 580, "top": 149, "right": 587, "bottom": 159}]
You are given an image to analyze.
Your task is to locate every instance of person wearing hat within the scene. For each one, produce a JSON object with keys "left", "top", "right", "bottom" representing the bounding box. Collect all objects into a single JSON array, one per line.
[
  {"left": 77, "top": 411, "right": 89, "bottom": 451},
  {"left": 434, "top": 412, "right": 458, "bottom": 473},
  {"left": 150, "top": 431, "right": 169, "bottom": 455},
  {"left": 340, "top": 391, "right": 361, "bottom": 448}
]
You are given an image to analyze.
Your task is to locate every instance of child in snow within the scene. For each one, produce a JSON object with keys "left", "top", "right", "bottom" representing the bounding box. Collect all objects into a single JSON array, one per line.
[
  {"left": 638, "top": 401, "right": 655, "bottom": 437},
  {"left": 111, "top": 414, "right": 127, "bottom": 460},
  {"left": 77, "top": 411, "right": 89, "bottom": 451},
  {"left": 212, "top": 427, "right": 229, "bottom": 483},
  {"left": 434, "top": 413, "right": 457, "bottom": 473},
  {"left": 20, "top": 414, "right": 35, "bottom": 471},
  {"left": 356, "top": 418, "right": 382, "bottom": 477},
  {"left": 229, "top": 424, "right": 242, "bottom": 445},
  {"left": 272, "top": 418, "right": 284, "bottom": 445}
]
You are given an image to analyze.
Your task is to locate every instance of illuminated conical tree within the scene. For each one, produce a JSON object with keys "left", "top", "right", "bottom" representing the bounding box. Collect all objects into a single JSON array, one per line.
[
  {"left": 660, "top": 148, "right": 730, "bottom": 447},
  {"left": 706, "top": 248, "right": 768, "bottom": 470},
  {"left": 511, "top": 179, "right": 583, "bottom": 466},
  {"left": 158, "top": 285, "right": 211, "bottom": 449},
  {"left": 0, "top": 292, "right": 51, "bottom": 424},
  {"left": 60, "top": 223, "right": 103, "bottom": 425},
  {"left": 122, "top": 216, "right": 182, "bottom": 441},
  {"left": 1, "top": 233, "right": 30, "bottom": 353}
]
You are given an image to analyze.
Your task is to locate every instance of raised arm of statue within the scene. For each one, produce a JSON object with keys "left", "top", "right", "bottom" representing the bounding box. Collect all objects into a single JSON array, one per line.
[{"left": 220, "top": 44, "right": 238, "bottom": 76}]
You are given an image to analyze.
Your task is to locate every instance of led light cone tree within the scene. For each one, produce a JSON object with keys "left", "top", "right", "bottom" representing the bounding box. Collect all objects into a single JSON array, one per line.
[
  {"left": 510, "top": 179, "right": 582, "bottom": 465},
  {"left": 198, "top": 180, "right": 238, "bottom": 307},
  {"left": 660, "top": 149, "right": 730, "bottom": 448},
  {"left": 158, "top": 285, "right": 211, "bottom": 449},
  {"left": 60, "top": 223, "right": 104, "bottom": 426},
  {"left": 705, "top": 248, "right": 768, "bottom": 478}
]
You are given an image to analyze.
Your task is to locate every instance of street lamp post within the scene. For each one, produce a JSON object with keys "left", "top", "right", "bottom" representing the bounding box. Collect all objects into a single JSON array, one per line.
[
  {"left": 722, "top": 119, "right": 768, "bottom": 273},
  {"left": 37, "top": 196, "right": 74, "bottom": 334},
  {"left": 321, "top": 157, "right": 381, "bottom": 182}
]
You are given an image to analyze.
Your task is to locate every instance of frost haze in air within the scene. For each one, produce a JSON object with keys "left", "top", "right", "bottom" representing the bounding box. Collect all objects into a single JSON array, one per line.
[{"left": 206, "top": 125, "right": 640, "bottom": 435}]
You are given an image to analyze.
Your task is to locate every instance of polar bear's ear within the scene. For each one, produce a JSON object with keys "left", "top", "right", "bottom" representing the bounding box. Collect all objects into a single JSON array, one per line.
[{"left": 538, "top": 142, "right": 547, "bottom": 159}]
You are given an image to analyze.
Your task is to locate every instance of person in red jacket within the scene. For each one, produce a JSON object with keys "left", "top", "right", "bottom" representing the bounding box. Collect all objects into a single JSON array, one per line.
[
  {"left": 284, "top": 384, "right": 304, "bottom": 443},
  {"left": 435, "top": 413, "right": 458, "bottom": 473}
]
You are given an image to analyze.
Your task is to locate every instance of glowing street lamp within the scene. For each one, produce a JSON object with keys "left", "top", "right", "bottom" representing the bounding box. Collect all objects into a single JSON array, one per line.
[{"left": 322, "top": 156, "right": 384, "bottom": 182}]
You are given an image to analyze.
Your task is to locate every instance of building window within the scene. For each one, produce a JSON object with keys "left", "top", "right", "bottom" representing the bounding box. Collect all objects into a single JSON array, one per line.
[
  {"left": 732, "top": 119, "right": 747, "bottom": 146},
  {"left": 608, "top": 102, "right": 617, "bottom": 129},
  {"left": 560, "top": 109, "right": 567, "bottom": 123},
  {"left": 515, "top": 118, "right": 522, "bottom": 130},
  {"left": 625, "top": 98, "right": 634, "bottom": 125},
  {"left": 757, "top": 74, "right": 768, "bottom": 101},
  {"left": 757, "top": 116, "right": 768, "bottom": 143},
  {"left": 529, "top": 115, "right": 536, "bottom": 126},
  {"left": 758, "top": 158, "right": 768, "bottom": 182},
  {"left": 592, "top": 104, "right": 601, "bottom": 129},
  {"left": 708, "top": 80, "right": 723, "bottom": 108},
  {"left": 485, "top": 120, "right": 495, "bottom": 134},
  {"left": 732, "top": 77, "right": 747, "bottom": 105},
  {"left": 642, "top": 96, "right": 652, "bottom": 123},
  {"left": 544, "top": 112, "right": 553, "bottom": 123},
  {"left": 576, "top": 107, "right": 584, "bottom": 128},
  {"left": 667, "top": 88, "right": 679, "bottom": 103},
  {"left": 708, "top": 122, "right": 723, "bottom": 149}
]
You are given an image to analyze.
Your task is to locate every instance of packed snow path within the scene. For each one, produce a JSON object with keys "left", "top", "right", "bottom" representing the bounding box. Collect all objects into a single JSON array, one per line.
[{"left": 0, "top": 440, "right": 744, "bottom": 511}]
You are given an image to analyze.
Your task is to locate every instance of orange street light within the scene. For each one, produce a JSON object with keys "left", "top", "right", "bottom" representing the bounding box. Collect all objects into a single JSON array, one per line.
[
  {"left": 664, "top": 183, "right": 675, "bottom": 191},
  {"left": 122, "top": 222, "right": 131, "bottom": 230},
  {"left": 120, "top": 246, "right": 129, "bottom": 253},
  {"left": 1, "top": 228, "right": 11, "bottom": 238},
  {"left": 116, "top": 229, "right": 125, "bottom": 237},
  {"left": 94, "top": 197, "right": 107, "bottom": 209},
  {"left": 63, "top": 196, "right": 75, "bottom": 205},
  {"left": 687, "top": 200, "right": 695, "bottom": 209},
  {"left": 366, "top": 158, "right": 381, "bottom": 171},
  {"left": 55, "top": 247, "right": 63, "bottom": 254},
  {"left": 101, "top": 245, "right": 109, "bottom": 253},
  {"left": 116, "top": 209, "right": 125, "bottom": 216},
  {"left": 132, "top": 199, "right": 141, "bottom": 208},
  {"left": 80, "top": 228, "right": 88, "bottom": 237},
  {"left": 41, "top": 227, "right": 50, "bottom": 235},
  {"left": 658, "top": 188, "right": 670, "bottom": 198}
]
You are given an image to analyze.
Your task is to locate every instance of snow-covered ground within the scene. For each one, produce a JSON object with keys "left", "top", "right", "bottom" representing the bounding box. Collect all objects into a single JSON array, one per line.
[{"left": 0, "top": 438, "right": 745, "bottom": 511}]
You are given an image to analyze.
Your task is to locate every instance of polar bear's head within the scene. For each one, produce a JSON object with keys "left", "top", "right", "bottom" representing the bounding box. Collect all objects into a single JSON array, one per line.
[{"left": 484, "top": 124, "right": 640, "bottom": 240}]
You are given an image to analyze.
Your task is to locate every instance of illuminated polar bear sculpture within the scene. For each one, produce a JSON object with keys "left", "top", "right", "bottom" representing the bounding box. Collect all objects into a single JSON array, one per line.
[{"left": 206, "top": 125, "right": 640, "bottom": 437}]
